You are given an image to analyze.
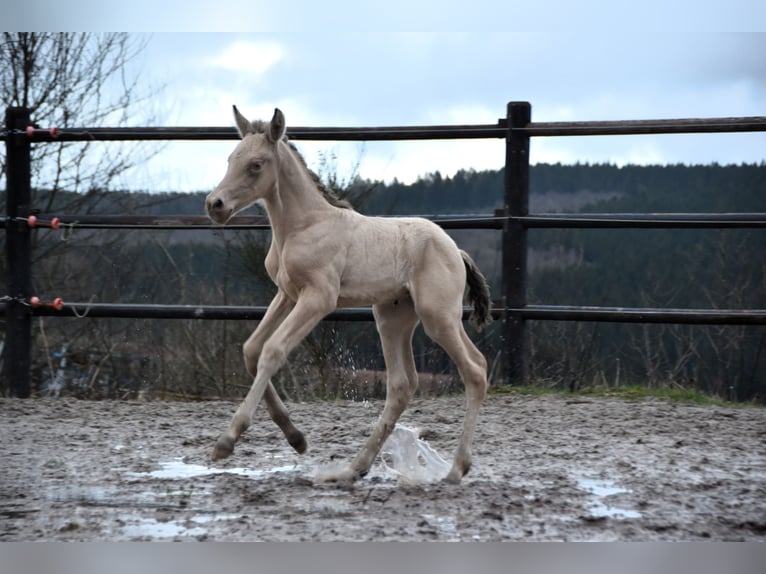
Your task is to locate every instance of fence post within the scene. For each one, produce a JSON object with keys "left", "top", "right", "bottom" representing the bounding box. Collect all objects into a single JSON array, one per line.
[
  {"left": 502, "top": 101, "right": 531, "bottom": 385},
  {"left": 4, "top": 107, "right": 33, "bottom": 398}
]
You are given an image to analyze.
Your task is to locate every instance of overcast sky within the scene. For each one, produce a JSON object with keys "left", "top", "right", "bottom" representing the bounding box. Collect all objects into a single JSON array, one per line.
[{"left": 7, "top": 1, "right": 766, "bottom": 191}]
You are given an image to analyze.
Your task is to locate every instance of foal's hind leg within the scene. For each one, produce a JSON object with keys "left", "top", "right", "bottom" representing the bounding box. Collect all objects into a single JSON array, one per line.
[
  {"left": 419, "top": 306, "right": 488, "bottom": 483},
  {"left": 318, "top": 300, "right": 419, "bottom": 483}
]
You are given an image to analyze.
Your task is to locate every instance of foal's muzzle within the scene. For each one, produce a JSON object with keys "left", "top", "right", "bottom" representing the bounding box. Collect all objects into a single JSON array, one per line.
[{"left": 206, "top": 195, "right": 232, "bottom": 224}]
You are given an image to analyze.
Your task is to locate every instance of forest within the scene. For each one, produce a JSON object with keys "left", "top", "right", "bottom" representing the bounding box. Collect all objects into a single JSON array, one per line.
[{"left": 2, "top": 162, "right": 765, "bottom": 402}]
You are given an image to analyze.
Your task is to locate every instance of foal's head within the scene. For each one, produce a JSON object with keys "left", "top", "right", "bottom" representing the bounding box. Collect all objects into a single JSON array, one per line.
[{"left": 206, "top": 106, "right": 286, "bottom": 224}]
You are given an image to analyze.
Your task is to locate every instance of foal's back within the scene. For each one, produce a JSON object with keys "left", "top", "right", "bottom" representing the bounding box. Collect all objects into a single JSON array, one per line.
[{"left": 330, "top": 210, "right": 465, "bottom": 308}]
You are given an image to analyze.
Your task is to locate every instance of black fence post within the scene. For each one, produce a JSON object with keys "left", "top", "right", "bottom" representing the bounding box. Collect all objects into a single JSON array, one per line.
[
  {"left": 502, "top": 101, "right": 531, "bottom": 385},
  {"left": 4, "top": 107, "right": 33, "bottom": 398}
]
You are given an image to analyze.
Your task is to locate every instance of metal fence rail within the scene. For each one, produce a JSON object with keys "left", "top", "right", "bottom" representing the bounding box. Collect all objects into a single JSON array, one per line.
[
  {"left": 3, "top": 102, "right": 766, "bottom": 397},
  {"left": 2, "top": 301, "right": 763, "bottom": 326},
  {"left": 14, "top": 115, "right": 766, "bottom": 142},
  {"left": 3, "top": 212, "right": 766, "bottom": 231}
]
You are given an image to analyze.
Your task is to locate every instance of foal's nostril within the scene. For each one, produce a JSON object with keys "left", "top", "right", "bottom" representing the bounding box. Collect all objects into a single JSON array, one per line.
[{"left": 208, "top": 197, "right": 224, "bottom": 211}]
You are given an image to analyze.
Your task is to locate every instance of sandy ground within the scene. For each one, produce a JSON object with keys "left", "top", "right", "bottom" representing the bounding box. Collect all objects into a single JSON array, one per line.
[{"left": 1, "top": 392, "right": 765, "bottom": 541}]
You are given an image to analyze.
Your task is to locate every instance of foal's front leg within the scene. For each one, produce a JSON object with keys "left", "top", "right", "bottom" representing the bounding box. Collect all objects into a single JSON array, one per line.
[
  {"left": 212, "top": 290, "right": 335, "bottom": 462},
  {"left": 248, "top": 291, "right": 308, "bottom": 454},
  {"left": 212, "top": 290, "right": 303, "bottom": 460}
]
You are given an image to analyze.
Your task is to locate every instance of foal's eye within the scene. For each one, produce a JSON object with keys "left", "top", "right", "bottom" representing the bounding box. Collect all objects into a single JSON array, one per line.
[{"left": 248, "top": 160, "right": 264, "bottom": 174}]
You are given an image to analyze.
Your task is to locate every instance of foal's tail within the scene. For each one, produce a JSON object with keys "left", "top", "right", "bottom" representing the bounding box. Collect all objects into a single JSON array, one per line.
[{"left": 460, "top": 250, "right": 492, "bottom": 331}]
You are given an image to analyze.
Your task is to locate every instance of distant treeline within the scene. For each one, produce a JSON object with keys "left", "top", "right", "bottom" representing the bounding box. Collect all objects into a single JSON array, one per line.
[
  {"left": 36, "top": 161, "right": 764, "bottom": 215},
  {"left": 359, "top": 162, "right": 766, "bottom": 215}
]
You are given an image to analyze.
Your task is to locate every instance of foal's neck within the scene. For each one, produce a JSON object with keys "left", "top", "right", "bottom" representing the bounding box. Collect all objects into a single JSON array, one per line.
[{"left": 263, "top": 142, "right": 337, "bottom": 242}]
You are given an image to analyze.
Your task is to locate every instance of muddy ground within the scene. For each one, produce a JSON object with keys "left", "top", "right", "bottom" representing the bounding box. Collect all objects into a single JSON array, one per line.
[{"left": 1, "top": 393, "right": 765, "bottom": 541}]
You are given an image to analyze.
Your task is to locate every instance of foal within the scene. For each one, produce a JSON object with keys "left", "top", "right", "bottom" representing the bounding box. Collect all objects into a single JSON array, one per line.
[{"left": 206, "top": 107, "right": 490, "bottom": 484}]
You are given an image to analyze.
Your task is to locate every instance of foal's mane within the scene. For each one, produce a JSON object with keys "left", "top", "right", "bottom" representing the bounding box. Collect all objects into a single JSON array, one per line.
[{"left": 250, "top": 120, "right": 353, "bottom": 210}]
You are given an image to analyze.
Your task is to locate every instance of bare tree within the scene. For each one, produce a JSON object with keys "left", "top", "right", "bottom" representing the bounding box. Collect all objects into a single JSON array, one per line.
[
  {"left": 1, "top": 33, "right": 162, "bottom": 207},
  {"left": 1, "top": 33, "right": 165, "bottom": 397}
]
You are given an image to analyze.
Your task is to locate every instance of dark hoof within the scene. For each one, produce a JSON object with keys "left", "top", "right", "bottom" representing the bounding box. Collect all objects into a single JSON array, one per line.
[
  {"left": 289, "top": 431, "right": 307, "bottom": 454},
  {"left": 211, "top": 436, "right": 234, "bottom": 461}
]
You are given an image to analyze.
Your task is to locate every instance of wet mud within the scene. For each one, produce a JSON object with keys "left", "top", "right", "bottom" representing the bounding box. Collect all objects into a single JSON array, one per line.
[{"left": 1, "top": 393, "right": 765, "bottom": 541}]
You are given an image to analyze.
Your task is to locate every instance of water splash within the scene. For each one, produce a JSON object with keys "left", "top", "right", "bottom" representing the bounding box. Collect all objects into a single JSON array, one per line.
[{"left": 380, "top": 425, "right": 451, "bottom": 484}]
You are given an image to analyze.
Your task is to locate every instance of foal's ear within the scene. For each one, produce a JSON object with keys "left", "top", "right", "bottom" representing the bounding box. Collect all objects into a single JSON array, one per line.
[
  {"left": 269, "top": 108, "right": 286, "bottom": 143},
  {"left": 232, "top": 105, "right": 253, "bottom": 138}
]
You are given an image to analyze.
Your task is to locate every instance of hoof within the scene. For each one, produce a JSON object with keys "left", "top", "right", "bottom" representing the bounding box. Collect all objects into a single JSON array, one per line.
[
  {"left": 288, "top": 431, "right": 307, "bottom": 455},
  {"left": 211, "top": 436, "right": 235, "bottom": 461},
  {"left": 443, "top": 463, "right": 470, "bottom": 484},
  {"left": 315, "top": 465, "right": 362, "bottom": 486},
  {"left": 442, "top": 471, "right": 463, "bottom": 484}
]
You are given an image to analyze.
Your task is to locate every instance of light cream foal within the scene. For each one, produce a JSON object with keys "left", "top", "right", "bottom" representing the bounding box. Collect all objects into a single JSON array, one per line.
[{"left": 206, "top": 106, "right": 490, "bottom": 484}]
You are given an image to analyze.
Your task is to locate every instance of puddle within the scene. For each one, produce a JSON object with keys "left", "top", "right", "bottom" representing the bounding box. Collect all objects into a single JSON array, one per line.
[
  {"left": 309, "top": 496, "right": 353, "bottom": 516},
  {"left": 191, "top": 513, "right": 241, "bottom": 524},
  {"left": 578, "top": 478, "right": 630, "bottom": 498},
  {"left": 129, "top": 458, "right": 304, "bottom": 481},
  {"left": 576, "top": 477, "right": 642, "bottom": 520},
  {"left": 126, "top": 426, "right": 449, "bottom": 488},
  {"left": 421, "top": 513, "right": 461, "bottom": 541},
  {"left": 118, "top": 512, "right": 242, "bottom": 539},
  {"left": 121, "top": 516, "right": 207, "bottom": 539}
]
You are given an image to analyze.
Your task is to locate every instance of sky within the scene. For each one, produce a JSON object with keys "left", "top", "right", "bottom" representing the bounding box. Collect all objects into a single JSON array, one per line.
[{"left": 6, "top": 1, "right": 766, "bottom": 192}]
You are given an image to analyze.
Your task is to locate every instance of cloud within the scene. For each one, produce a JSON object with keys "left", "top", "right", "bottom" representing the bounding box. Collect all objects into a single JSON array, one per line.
[
  {"left": 130, "top": 31, "right": 766, "bottom": 191},
  {"left": 425, "top": 103, "right": 500, "bottom": 125},
  {"left": 348, "top": 139, "right": 505, "bottom": 185},
  {"left": 205, "top": 40, "right": 284, "bottom": 74}
]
